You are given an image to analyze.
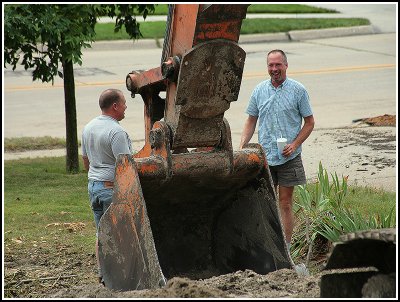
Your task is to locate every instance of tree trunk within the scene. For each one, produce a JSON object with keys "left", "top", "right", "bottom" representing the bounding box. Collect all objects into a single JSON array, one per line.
[{"left": 62, "top": 59, "right": 79, "bottom": 173}]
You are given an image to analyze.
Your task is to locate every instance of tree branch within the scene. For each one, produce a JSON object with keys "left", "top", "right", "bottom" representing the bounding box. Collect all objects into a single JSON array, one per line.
[{"left": 7, "top": 274, "right": 77, "bottom": 286}]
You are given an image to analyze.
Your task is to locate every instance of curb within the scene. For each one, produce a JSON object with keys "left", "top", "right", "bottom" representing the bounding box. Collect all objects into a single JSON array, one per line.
[
  {"left": 288, "top": 25, "right": 375, "bottom": 41},
  {"left": 88, "top": 39, "right": 163, "bottom": 51},
  {"left": 87, "top": 25, "right": 376, "bottom": 51},
  {"left": 238, "top": 32, "right": 290, "bottom": 44}
]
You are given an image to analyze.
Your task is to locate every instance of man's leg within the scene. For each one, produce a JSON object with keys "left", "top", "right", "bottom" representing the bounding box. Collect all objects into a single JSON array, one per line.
[
  {"left": 95, "top": 238, "right": 105, "bottom": 285},
  {"left": 279, "top": 184, "right": 309, "bottom": 275},
  {"left": 278, "top": 185, "right": 295, "bottom": 245},
  {"left": 90, "top": 181, "right": 114, "bottom": 285}
]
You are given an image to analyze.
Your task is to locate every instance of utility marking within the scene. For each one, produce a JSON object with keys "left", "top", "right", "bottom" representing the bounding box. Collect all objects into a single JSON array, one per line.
[{"left": 4, "top": 81, "right": 124, "bottom": 91}]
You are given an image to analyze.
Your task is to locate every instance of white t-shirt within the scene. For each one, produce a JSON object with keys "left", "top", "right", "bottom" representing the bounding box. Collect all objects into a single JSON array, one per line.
[{"left": 82, "top": 115, "right": 133, "bottom": 181}]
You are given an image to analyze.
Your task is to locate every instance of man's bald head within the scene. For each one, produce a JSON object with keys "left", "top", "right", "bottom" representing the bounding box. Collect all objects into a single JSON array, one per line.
[{"left": 99, "top": 89, "right": 124, "bottom": 110}]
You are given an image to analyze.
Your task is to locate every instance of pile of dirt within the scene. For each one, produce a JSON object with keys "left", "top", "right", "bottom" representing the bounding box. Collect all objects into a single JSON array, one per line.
[
  {"left": 50, "top": 268, "right": 322, "bottom": 298},
  {"left": 4, "top": 238, "right": 324, "bottom": 299},
  {"left": 355, "top": 114, "right": 396, "bottom": 126}
]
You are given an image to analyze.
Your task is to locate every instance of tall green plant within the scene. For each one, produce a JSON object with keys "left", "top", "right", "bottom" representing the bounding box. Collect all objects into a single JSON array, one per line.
[
  {"left": 292, "top": 162, "right": 395, "bottom": 263},
  {"left": 292, "top": 162, "right": 347, "bottom": 261},
  {"left": 319, "top": 204, "right": 396, "bottom": 242},
  {"left": 330, "top": 171, "right": 348, "bottom": 208},
  {"left": 292, "top": 183, "right": 330, "bottom": 264}
]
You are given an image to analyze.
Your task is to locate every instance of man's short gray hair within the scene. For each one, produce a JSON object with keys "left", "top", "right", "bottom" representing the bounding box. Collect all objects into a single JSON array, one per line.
[
  {"left": 267, "top": 49, "right": 288, "bottom": 64},
  {"left": 99, "top": 89, "right": 123, "bottom": 110}
]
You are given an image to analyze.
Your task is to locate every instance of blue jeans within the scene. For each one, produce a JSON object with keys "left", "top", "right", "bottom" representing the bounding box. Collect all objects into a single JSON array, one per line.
[{"left": 88, "top": 180, "right": 113, "bottom": 236}]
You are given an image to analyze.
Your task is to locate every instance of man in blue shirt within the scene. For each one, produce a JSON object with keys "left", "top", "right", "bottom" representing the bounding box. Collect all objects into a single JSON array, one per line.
[{"left": 240, "top": 49, "right": 315, "bottom": 258}]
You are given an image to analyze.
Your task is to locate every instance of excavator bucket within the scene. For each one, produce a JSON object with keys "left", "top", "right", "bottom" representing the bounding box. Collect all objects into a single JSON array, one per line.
[
  {"left": 320, "top": 228, "right": 396, "bottom": 298},
  {"left": 98, "top": 4, "right": 292, "bottom": 291},
  {"left": 97, "top": 154, "right": 166, "bottom": 290}
]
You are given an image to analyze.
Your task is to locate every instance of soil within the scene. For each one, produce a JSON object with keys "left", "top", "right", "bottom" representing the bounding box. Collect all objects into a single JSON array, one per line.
[
  {"left": 52, "top": 269, "right": 322, "bottom": 298},
  {"left": 3, "top": 189, "right": 325, "bottom": 299},
  {"left": 303, "top": 115, "right": 396, "bottom": 193},
  {"left": 356, "top": 114, "right": 396, "bottom": 127},
  {"left": 4, "top": 240, "right": 323, "bottom": 299},
  {"left": 4, "top": 207, "right": 326, "bottom": 299}
]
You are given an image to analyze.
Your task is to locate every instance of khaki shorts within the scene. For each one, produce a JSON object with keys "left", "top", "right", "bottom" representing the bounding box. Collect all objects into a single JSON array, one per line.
[{"left": 269, "top": 154, "right": 306, "bottom": 187}]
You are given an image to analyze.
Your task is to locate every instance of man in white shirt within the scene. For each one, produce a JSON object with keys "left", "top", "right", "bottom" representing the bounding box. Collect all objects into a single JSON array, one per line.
[{"left": 82, "top": 88, "right": 133, "bottom": 285}]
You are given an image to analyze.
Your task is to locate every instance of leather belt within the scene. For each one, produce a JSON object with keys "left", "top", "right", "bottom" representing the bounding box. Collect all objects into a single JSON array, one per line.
[{"left": 103, "top": 181, "right": 114, "bottom": 188}]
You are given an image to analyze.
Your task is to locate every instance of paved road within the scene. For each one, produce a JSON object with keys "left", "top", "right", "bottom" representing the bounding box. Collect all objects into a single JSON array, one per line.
[{"left": 4, "top": 32, "right": 396, "bottom": 140}]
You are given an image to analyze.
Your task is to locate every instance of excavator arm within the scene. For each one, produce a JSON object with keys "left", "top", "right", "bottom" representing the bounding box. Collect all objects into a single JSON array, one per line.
[{"left": 98, "top": 4, "right": 292, "bottom": 291}]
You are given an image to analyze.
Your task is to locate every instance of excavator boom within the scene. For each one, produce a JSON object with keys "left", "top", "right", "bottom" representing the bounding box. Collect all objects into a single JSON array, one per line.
[{"left": 98, "top": 4, "right": 292, "bottom": 291}]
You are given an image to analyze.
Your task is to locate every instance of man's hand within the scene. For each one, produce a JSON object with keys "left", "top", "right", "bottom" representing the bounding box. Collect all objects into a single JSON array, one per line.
[
  {"left": 284, "top": 115, "right": 315, "bottom": 156},
  {"left": 82, "top": 156, "right": 90, "bottom": 172},
  {"left": 239, "top": 115, "right": 258, "bottom": 149},
  {"left": 282, "top": 143, "right": 296, "bottom": 157}
]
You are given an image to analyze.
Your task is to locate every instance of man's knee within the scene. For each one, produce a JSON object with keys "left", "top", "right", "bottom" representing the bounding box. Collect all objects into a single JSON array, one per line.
[
  {"left": 279, "top": 198, "right": 293, "bottom": 212},
  {"left": 279, "top": 186, "right": 294, "bottom": 202}
]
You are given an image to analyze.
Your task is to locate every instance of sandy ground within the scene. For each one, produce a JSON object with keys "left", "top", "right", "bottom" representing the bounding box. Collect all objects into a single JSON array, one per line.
[{"left": 304, "top": 124, "right": 396, "bottom": 192}]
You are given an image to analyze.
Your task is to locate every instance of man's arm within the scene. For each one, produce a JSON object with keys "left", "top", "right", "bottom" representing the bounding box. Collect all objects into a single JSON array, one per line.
[
  {"left": 282, "top": 115, "right": 315, "bottom": 156},
  {"left": 239, "top": 115, "right": 258, "bottom": 149},
  {"left": 111, "top": 131, "right": 132, "bottom": 156},
  {"left": 82, "top": 156, "right": 90, "bottom": 172}
]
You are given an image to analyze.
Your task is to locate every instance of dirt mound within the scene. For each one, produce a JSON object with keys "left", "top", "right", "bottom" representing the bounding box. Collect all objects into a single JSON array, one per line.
[
  {"left": 355, "top": 114, "right": 396, "bottom": 126},
  {"left": 4, "top": 239, "right": 323, "bottom": 299},
  {"left": 50, "top": 269, "right": 321, "bottom": 298}
]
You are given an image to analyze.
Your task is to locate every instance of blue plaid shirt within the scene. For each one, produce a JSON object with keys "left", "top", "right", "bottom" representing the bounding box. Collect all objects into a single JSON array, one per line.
[{"left": 246, "top": 78, "right": 313, "bottom": 166}]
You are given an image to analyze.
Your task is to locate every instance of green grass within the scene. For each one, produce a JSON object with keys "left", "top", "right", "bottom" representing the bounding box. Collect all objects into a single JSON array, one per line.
[
  {"left": 93, "top": 3, "right": 364, "bottom": 41},
  {"left": 95, "top": 18, "right": 370, "bottom": 41},
  {"left": 342, "top": 186, "right": 396, "bottom": 219},
  {"left": 4, "top": 136, "right": 82, "bottom": 152},
  {"left": 5, "top": 136, "right": 66, "bottom": 152},
  {"left": 247, "top": 4, "right": 337, "bottom": 14},
  {"left": 294, "top": 183, "right": 396, "bottom": 226},
  {"left": 95, "top": 21, "right": 166, "bottom": 40},
  {"left": 150, "top": 4, "right": 338, "bottom": 15},
  {"left": 4, "top": 157, "right": 95, "bottom": 252},
  {"left": 241, "top": 18, "right": 369, "bottom": 34}
]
